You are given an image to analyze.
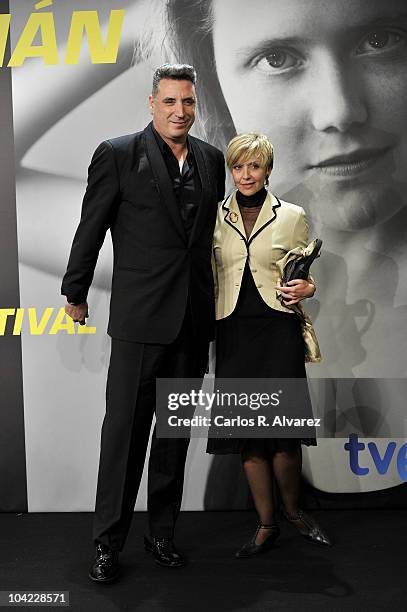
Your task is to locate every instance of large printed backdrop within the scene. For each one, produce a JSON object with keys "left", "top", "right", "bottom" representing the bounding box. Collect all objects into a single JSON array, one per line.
[{"left": 1, "top": 0, "right": 407, "bottom": 511}]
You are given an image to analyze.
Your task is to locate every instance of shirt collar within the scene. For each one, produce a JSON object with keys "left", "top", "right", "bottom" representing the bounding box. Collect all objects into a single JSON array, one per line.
[{"left": 152, "top": 124, "right": 193, "bottom": 160}]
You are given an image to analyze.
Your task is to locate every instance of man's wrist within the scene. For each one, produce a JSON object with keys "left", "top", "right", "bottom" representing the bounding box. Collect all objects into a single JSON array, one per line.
[{"left": 66, "top": 297, "right": 86, "bottom": 306}]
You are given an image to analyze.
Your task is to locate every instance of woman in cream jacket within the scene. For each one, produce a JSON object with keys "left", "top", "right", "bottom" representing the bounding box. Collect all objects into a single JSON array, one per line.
[{"left": 207, "top": 133, "right": 331, "bottom": 556}]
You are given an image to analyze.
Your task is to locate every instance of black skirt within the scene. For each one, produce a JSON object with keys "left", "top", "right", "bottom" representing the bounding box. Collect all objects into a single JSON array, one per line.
[{"left": 207, "top": 265, "right": 316, "bottom": 455}]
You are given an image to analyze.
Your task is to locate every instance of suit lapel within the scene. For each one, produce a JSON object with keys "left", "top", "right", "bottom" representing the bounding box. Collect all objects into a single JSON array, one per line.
[
  {"left": 187, "top": 137, "right": 210, "bottom": 246},
  {"left": 143, "top": 123, "right": 187, "bottom": 244}
]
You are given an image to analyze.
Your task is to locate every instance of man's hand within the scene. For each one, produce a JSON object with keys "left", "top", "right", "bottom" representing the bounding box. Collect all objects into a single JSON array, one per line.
[
  {"left": 276, "top": 280, "right": 315, "bottom": 306},
  {"left": 65, "top": 301, "right": 89, "bottom": 325}
]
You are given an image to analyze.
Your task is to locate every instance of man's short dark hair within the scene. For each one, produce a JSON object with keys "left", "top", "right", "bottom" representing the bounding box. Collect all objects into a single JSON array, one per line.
[{"left": 152, "top": 63, "right": 197, "bottom": 96}]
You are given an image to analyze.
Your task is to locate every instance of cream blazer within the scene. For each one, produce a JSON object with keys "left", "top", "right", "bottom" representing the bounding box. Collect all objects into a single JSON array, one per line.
[{"left": 212, "top": 191, "right": 321, "bottom": 362}]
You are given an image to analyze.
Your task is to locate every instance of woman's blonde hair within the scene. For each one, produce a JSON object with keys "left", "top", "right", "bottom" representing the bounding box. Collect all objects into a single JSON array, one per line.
[{"left": 226, "top": 133, "right": 274, "bottom": 170}]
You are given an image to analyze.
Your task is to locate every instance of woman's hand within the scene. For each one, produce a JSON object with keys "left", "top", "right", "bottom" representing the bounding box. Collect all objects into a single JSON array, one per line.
[{"left": 276, "top": 279, "right": 315, "bottom": 305}]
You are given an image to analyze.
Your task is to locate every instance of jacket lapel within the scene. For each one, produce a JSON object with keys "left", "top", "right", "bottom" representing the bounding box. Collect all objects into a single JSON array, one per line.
[
  {"left": 143, "top": 122, "right": 187, "bottom": 244},
  {"left": 248, "top": 193, "right": 281, "bottom": 245},
  {"left": 222, "top": 192, "right": 247, "bottom": 242},
  {"left": 188, "top": 137, "right": 211, "bottom": 246}
]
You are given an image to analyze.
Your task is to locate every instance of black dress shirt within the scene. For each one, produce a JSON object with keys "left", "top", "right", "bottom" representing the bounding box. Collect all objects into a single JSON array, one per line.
[{"left": 152, "top": 126, "right": 202, "bottom": 237}]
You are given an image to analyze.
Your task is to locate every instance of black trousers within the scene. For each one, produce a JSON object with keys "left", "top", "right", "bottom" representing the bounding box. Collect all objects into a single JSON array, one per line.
[{"left": 93, "top": 311, "right": 209, "bottom": 551}]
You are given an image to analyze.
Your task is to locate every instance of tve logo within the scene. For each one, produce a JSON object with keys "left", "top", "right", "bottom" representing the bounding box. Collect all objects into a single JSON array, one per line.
[{"left": 344, "top": 434, "right": 407, "bottom": 482}]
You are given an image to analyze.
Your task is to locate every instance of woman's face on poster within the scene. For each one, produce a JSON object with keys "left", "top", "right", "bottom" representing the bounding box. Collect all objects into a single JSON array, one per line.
[{"left": 212, "top": 0, "right": 407, "bottom": 231}]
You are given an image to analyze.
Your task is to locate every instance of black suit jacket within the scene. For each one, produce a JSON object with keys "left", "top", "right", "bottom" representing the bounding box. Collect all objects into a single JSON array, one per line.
[{"left": 61, "top": 122, "right": 225, "bottom": 344}]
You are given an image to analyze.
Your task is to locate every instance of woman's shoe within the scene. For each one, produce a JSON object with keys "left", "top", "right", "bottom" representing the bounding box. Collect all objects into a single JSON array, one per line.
[
  {"left": 283, "top": 509, "right": 332, "bottom": 547},
  {"left": 235, "top": 523, "right": 280, "bottom": 558}
]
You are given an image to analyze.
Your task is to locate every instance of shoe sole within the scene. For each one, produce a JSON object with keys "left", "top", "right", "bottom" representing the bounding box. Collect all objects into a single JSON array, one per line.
[
  {"left": 153, "top": 558, "right": 185, "bottom": 568},
  {"left": 88, "top": 572, "right": 120, "bottom": 584},
  {"left": 235, "top": 541, "right": 279, "bottom": 559},
  {"left": 235, "top": 550, "right": 271, "bottom": 558}
]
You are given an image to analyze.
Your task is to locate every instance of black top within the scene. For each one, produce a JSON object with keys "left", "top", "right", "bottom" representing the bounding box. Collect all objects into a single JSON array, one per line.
[
  {"left": 152, "top": 126, "right": 202, "bottom": 237},
  {"left": 236, "top": 186, "right": 267, "bottom": 208}
]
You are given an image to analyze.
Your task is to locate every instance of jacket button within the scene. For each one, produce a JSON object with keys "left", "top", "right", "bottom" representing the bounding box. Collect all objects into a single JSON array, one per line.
[
  {"left": 257, "top": 284, "right": 263, "bottom": 288},
  {"left": 235, "top": 283, "right": 240, "bottom": 287},
  {"left": 252, "top": 269, "right": 257, "bottom": 273}
]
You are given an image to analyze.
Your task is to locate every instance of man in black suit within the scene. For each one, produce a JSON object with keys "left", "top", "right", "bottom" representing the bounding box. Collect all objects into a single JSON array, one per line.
[{"left": 61, "top": 64, "right": 225, "bottom": 582}]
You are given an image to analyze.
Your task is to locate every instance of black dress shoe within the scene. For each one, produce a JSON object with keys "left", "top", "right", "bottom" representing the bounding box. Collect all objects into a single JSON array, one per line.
[
  {"left": 144, "top": 536, "right": 186, "bottom": 568},
  {"left": 235, "top": 523, "right": 280, "bottom": 558},
  {"left": 89, "top": 543, "right": 120, "bottom": 583},
  {"left": 283, "top": 509, "right": 333, "bottom": 547}
]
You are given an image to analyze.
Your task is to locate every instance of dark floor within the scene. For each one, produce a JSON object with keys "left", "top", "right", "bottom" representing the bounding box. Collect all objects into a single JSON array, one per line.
[{"left": 0, "top": 511, "right": 405, "bottom": 611}]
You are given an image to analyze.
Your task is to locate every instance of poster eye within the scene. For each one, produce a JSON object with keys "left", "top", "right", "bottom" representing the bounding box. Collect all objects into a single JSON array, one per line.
[
  {"left": 254, "top": 47, "right": 302, "bottom": 74},
  {"left": 266, "top": 49, "right": 290, "bottom": 68},
  {"left": 357, "top": 28, "right": 405, "bottom": 54}
]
